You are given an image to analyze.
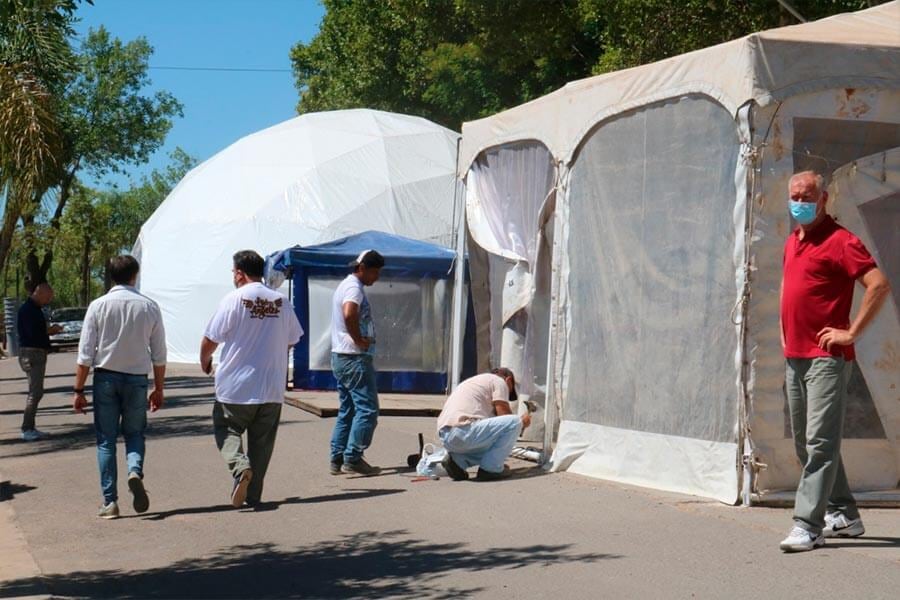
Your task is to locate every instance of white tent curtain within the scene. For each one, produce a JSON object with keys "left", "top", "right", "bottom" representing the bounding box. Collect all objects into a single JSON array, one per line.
[
  {"left": 562, "top": 95, "right": 740, "bottom": 441},
  {"left": 467, "top": 142, "right": 556, "bottom": 269},
  {"left": 551, "top": 95, "right": 743, "bottom": 502},
  {"left": 465, "top": 143, "right": 556, "bottom": 412},
  {"left": 465, "top": 142, "right": 557, "bottom": 441}
]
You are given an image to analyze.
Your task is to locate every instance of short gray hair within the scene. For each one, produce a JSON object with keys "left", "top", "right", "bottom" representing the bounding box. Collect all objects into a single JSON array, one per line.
[{"left": 789, "top": 170, "right": 825, "bottom": 196}]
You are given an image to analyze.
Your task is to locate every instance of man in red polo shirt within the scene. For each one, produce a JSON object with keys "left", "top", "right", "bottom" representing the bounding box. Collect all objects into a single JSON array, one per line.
[{"left": 778, "top": 171, "right": 890, "bottom": 553}]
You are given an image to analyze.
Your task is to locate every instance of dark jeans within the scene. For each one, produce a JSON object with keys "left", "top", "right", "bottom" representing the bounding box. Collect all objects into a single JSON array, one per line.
[
  {"left": 93, "top": 369, "right": 149, "bottom": 504},
  {"left": 212, "top": 401, "right": 282, "bottom": 505},
  {"left": 330, "top": 353, "right": 379, "bottom": 463},
  {"left": 18, "top": 347, "right": 47, "bottom": 431}
]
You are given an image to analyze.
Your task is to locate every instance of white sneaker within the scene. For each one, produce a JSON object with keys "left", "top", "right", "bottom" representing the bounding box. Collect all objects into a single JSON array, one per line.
[
  {"left": 824, "top": 513, "right": 865, "bottom": 538},
  {"left": 97, "top": 501, "right": 120, "bottom": 519},
  {"left": 21, "top": 429, "right": 46, "bottom": 442},
  {"left": 780, "top": 526, "right": 825, "bottom": 552}
]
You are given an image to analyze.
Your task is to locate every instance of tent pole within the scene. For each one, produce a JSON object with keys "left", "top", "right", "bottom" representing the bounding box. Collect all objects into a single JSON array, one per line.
[
  {"left": 736, "top": 103, "right": 759, "bottom": 506},
  {"left": 449, "top": 137, "right": 466, "bottom": 392},
  {"left": 542, "top": 162, "right": 566, "bottom": 464}
]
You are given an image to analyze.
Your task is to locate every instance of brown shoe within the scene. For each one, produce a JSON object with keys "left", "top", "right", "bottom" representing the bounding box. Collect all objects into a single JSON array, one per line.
[
  {"left": 340, "top": 458, "right": 381, "bottom": 476},
  {"left": 231, "top": 469, "right": 253, "bottom": 507}
]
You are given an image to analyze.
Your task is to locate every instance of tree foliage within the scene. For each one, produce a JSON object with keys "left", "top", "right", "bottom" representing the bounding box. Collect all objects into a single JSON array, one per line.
[
  {"left": 292, "top": 0, "right": 884, "bottom": 130},
  {"left": 45, "top": 148, "right": 196, "bottom": 306},
  {"left": 580, "top": 0, "right": 880, "bottom": 74},
  {"left": 0, "top": 0, "right": 80, "bottom": 286},
  {"left": 292, "top": 0, "right": 599, "bottom": 128},
  {"left": 2, "top": 4, "right": 184, "bottom": 305},
  {"left": 18, "top": 25, "right": 183, "bottom": 286}
]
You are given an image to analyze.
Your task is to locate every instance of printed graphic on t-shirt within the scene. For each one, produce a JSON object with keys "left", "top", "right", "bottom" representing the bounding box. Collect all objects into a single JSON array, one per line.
[{"left": 241, "top": 297, "right": 282, "bottom": 319}]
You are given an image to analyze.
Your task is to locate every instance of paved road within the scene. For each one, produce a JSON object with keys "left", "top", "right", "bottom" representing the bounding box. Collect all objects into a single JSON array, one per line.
[{"left": 1, "top": 352, "right": 897, "bottom": 599}]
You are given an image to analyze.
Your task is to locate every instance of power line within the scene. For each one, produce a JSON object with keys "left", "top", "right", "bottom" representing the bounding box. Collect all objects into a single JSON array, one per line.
[{"left": 149, "top": 66, "right": 292, "bottom": 73}]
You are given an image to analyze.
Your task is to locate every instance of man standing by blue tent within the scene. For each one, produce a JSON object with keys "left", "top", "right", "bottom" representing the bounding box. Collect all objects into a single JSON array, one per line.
[{"left": 329, "top": 249, "right": 385, "bottom": 476}]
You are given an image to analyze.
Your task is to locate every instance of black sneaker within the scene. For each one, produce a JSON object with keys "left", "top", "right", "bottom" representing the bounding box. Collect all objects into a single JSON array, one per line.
[
  {"left": 128, "top": 472, "right": 149, "bottom": 513},
  {"left": 441, "top": 454, "right": 469, "bottom": 481},
  {"left": 341, "top": 458, "right": 381, "bottom": 476},
  {"left": 476, "top": 465, "right": 511, "bottom": 481},
  {"left": 330, "top": 457, "right": 344, "bottom": 475}
]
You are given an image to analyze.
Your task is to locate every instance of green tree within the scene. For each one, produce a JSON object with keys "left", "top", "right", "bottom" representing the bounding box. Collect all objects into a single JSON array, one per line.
[
  {"left": 0, "top": 0, "right": 80, "bottom": 282},
  {"left": 291, "top": 0, "right": 600, "bottom": 129},
  {"left": 50, "top": 148, "right": 196, "bottom": 306},
  {"left": 21, "top": 25, "right": 183, "bottom": 286},
  {"left": 292, "top": 0, "right": 884, "bottom": 129},
  {"left": 579, "top": 0, "right": 880, "bottom": 75}
]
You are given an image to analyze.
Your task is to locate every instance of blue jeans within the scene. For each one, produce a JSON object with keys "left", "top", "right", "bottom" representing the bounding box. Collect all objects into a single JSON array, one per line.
[
  {"left": 439, "top": 415, "right": 520, "bottom": 473},
  {"left": 330, "top": 353, "right": 379, "bottom": 463},
  {"left": 93, "top": 370, "right": 148, "bottom": 503}
]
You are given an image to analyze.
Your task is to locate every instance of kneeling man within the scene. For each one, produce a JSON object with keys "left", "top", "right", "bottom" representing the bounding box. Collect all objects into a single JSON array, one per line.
[{"left": 437, "top": 368, "right": 530, "bottom": 481}]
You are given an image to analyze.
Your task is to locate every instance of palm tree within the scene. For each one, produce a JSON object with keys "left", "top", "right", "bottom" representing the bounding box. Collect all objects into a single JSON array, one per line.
[{"left": 0, "top": 0, "right": 79, "bottom": 281}]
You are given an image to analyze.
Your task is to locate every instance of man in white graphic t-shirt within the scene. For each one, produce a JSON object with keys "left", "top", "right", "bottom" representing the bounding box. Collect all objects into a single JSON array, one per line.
[
  {"left": 329, "top": 249, "right": 384, "bottom": 476},
  {"left": 200, "top": 250, "right": 303, "bottom": 508}
]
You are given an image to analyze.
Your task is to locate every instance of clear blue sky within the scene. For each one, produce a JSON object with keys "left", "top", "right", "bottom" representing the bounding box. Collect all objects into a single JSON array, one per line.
[{"left": 75, "top": 0, "right": 325, "bottom": 189}]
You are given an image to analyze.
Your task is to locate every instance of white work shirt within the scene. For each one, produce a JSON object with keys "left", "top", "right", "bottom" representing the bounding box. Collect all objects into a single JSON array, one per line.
[
  {"left": 77, "top": 285, "right": 167, "bottom": 375},
  {"left": 331, "top": 274, "right": 375, "bottom": 355},
  {"left": 204, "top": 282, "right": 303, "bottom": 405}
]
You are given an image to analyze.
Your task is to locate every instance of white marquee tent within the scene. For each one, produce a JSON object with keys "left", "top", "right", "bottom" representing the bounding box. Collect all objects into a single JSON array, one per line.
[
  {"left": 135, "top": 109, "right": 461, "bottom": 364},
  {"left": 456, "top": 2, "right": 900, "bottom": 503}
]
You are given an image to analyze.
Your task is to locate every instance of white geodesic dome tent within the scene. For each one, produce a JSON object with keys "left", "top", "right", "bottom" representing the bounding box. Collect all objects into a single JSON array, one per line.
[
  {"left": 134, "top": 109, "right": 461, "bottom": 364},
  {"left": 457, "top": 2, "right": 900, "bottom": 504}
]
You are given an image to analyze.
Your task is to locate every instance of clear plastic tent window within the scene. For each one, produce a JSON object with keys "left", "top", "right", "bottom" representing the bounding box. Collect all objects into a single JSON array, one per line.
[
  {"left": 564, "top": 95, "right": 740, "bottom": 443},
  {"left": 307, "top": 276, "right": 451, "bottom": 373}
]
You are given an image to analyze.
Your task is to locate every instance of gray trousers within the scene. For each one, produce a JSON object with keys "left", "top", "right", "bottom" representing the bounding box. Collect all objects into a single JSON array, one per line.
[
  {"left": 18, "top": 347, "right": 48, "bottom": 431},
  {"left": 212, "top": 401, "right": 282, "bottom": 504},
  {"left": 786, "top": 357, "right": 859, "bottom": 533}
]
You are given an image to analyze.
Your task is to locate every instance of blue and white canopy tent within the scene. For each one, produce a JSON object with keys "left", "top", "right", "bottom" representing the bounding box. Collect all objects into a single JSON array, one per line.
[{"left": 269, "top": 230, "right": 476, "bottom": 393}]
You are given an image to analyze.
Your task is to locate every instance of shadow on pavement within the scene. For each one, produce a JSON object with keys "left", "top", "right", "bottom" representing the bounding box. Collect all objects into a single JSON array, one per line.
[
  {"left": 0, "top": 402, "right": 74, "bottom": 416},
  {"left": 827, "top": 536, "right": 900, "bottom": 548},
  {"left": 138, "top": 488, "right": 407, "bottom": 520},
  {"left": 0, "top": 529, "right": 620, "bottom": 599},
  {"left": 0, "top": 371, "right": 71, "bottom": 383},
  {"left": 0, "top": 375, "right": 238, "bottom": 459},
  {"left": 0, "top": 481, "right": 37, "bottom": 501},
  {"left": 0, "top": 413, "right": 213, "bottom": 459}
]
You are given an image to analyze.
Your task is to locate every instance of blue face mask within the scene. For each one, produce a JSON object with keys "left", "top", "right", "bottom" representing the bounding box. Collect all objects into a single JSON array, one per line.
[{"left": 789, "top": 200, "right": 818, "bottom": 225}]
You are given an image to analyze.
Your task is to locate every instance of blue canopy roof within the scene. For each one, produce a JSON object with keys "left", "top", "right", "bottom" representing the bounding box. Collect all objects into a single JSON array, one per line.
[{"left": 271, "top": 230, "right": 458, "bottom": 279}]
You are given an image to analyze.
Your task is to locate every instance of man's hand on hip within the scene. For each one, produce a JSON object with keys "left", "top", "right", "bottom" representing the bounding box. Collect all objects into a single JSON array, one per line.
[{"left": 816, "top": 327, "right": 854, "bottom": 352}]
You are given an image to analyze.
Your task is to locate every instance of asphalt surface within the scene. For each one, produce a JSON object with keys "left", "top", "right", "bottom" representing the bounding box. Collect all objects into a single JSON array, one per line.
[{"left": 0, "top": 351, "right": 897, "bottom": 599}]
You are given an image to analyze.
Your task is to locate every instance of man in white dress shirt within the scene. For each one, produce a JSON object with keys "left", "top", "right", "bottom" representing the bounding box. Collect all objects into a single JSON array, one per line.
[
  {"left": 74, "top": 255, "right": 167, "bottom": 519},
  {"left": 200, "top": 250, "right": 303, "bottom": 509}
]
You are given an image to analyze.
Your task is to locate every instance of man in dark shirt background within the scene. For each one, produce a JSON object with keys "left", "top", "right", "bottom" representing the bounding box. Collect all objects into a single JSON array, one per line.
[{"left": 16, "top": 282, "right": 62, "bottom": 441}]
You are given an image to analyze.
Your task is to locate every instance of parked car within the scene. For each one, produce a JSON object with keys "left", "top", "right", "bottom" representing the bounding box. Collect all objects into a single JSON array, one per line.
[{"left": 49, "top": 307, "right": 87, "bottom": 350}]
